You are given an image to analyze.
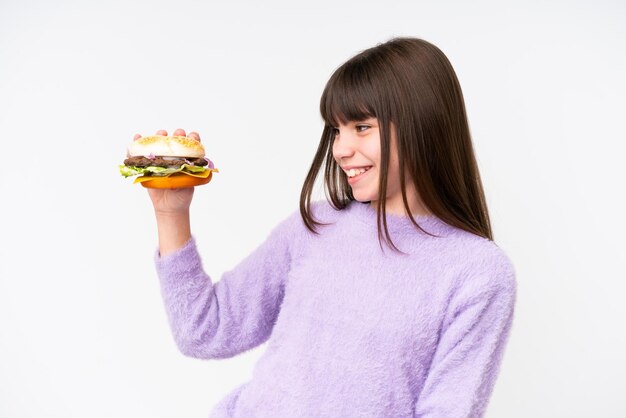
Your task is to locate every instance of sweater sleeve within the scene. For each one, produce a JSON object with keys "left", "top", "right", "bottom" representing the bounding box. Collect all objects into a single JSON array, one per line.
[
  {"left": 154, "top": 216, "right": 295, "bottom": 360},
  {"left": 414, "top": 251, "right": 517, "bottom": 418}
]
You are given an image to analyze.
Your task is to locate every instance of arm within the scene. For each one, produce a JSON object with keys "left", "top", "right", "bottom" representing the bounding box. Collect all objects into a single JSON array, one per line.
[
  {"left": 139, "top": 128, "right": 292, "bottom": 359},
  {"left": 155, "top": 218, "right": 293, "bottom": 359},
  {"left": 414, "top": 258, "right": 517, "bottom": 418},
  {"left": 143, "top": 128, "right": 196, "bottom": 257}
]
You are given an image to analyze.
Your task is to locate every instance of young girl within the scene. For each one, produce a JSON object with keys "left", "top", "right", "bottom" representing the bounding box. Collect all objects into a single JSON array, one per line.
[{"left": 140, "top": 37, "right": 516, "bottom": 417}]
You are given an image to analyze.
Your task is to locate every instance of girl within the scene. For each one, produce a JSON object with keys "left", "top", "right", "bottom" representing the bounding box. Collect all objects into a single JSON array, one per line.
[{"left": 140, "top": 37, "right": 516, "bottom": 417}]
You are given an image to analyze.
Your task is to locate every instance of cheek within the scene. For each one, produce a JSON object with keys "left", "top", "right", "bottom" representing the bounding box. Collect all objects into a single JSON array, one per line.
[{"left": 364, "top": 143, "right": 381, "bottom": 163}]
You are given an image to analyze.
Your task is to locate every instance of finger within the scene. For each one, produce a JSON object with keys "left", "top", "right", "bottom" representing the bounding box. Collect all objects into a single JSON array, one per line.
[
  {"left": 133, "top": 133, "right": 141, "bottom": 141},
  {"left": 173, "top": 128, "right": 186, "bottom": 136},
  {"left": 188, "top": 131, "right": 201, "bottom": 141},
  {"left": 156, "top": 129, "right": 168, "bottom": 136}
]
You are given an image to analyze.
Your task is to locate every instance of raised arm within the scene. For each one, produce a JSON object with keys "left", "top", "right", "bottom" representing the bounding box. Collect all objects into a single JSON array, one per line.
[
  {"left": 137, "top": 128, "right": 294, "bottom": 359},
  {"left": 143, "top": 128, "right": 197, "bottom": 256},
  {"left": 155, "top": 217, "right": 293, "bottom": 359}
]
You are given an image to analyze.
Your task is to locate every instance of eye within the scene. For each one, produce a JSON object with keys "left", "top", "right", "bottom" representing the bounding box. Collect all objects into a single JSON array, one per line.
[
  {"left": 356, "top": 125, "right": 370, "bottom": 132},
  {"left": 330, "top": 127, "right": 340, "bottom": 136}
]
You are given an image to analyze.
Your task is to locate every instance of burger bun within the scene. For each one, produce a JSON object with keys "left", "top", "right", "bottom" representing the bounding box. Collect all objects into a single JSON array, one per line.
[{"left": 128, "top": 135, "right": 205, "bottom": 158}]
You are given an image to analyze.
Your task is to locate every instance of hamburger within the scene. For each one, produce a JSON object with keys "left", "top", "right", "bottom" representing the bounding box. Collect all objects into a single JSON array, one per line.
[{"left": 119, "top": 135, "right": 218, "bottom": 188}]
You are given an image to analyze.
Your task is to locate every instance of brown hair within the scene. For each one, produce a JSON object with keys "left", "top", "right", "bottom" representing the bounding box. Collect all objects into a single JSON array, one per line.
[{"left": 300, "top": 37, "right": 493, "bottom": 250}]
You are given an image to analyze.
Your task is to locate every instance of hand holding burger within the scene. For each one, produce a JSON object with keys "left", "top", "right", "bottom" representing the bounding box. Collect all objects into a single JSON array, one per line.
[
  {"left": 120, "top": 129, "right": 218, "bottom": 189},
  {"left": 124, "top": 129, "right": 214, "bottom": 255}
]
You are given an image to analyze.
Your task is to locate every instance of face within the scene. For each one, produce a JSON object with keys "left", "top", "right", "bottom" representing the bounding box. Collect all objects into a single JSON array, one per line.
[{"left": 332, "top": 117, "right": 418, "bottom": 215}]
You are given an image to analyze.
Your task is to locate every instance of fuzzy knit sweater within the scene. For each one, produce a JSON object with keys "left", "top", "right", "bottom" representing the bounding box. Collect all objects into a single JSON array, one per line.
[{"left": 154, "top": 201, "right": 517, "bottom": 418}]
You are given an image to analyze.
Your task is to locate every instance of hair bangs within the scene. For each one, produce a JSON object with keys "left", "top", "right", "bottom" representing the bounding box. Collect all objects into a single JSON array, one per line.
[{"left": 320, "top": 63, "right": 377, "bottom": 127}]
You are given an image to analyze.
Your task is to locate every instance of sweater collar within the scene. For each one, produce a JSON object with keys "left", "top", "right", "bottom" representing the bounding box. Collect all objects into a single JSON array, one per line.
[{"left": 347, "top": 201, "right": 454, "bottom": 239}]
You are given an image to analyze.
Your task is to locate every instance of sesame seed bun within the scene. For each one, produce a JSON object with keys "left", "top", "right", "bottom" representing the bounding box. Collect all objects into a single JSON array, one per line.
[{"left": 128, "top": 135, "right": 205, "bottom": 158}]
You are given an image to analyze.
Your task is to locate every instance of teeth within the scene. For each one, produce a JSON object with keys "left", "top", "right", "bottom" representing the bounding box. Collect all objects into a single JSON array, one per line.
[{"left": 345, "top": 167, "right": 369, "bottom": 178}]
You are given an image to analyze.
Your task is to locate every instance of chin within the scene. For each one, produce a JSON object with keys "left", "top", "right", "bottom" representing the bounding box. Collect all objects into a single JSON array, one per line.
[{"left": 350, "top": 190, "right": 377, "bottom": 203}]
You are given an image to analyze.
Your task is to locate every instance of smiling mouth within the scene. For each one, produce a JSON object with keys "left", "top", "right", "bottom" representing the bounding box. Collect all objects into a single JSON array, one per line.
[{"left": 343, "top": 166, "right": 372, "bottom": 178}]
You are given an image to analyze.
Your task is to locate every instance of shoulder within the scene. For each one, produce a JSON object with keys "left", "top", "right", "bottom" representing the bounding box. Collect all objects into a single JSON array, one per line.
[
  {"left": 268, "top": 200, "right": 337, "bottom": 242},
  {"left": 446, "top": 233, "right": 517, "bottom": 304},
  {"left": 309, "top": 199, "right": 346, "bottom": 221},
  {"left": 268, "top": 199, "right": 352, "bottom": 247},
  {"left": 288, "top": 199, "right": 350, "bottom": 231},
  {"left": 261, "top": 200, "right": 341, "bottom": 262}
]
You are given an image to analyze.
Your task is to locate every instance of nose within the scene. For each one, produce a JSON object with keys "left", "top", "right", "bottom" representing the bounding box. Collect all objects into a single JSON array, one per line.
[{"left": 332, "top": 127, "right": 356, "bottom": 161}]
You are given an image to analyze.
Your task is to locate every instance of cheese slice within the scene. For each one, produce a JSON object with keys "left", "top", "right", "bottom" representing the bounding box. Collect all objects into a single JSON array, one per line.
[{"left": 133, "top": 168, "right": 218, "bottom": 184}]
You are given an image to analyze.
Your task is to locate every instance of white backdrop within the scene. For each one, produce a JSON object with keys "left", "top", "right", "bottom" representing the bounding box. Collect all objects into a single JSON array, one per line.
[{"left": 1, "top": 0, "right": 624, "bottom": 417}]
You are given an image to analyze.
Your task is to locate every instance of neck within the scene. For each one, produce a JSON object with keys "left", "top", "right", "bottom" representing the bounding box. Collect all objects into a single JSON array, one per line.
[{"left": 370, "top": 190, "right": 432, "bottom": 217}]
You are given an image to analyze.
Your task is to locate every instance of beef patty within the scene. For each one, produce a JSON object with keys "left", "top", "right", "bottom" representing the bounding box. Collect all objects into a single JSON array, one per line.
[{"left": 124, "top": 156, "right": 208, "bottom": 168}]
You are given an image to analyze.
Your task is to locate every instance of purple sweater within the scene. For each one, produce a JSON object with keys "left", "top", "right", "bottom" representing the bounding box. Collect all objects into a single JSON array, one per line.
[{"left": 155, "top": 201, "right": 516, "bottom": 417}]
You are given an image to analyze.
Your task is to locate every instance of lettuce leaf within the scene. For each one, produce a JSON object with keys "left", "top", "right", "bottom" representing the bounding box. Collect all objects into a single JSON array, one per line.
[{"left": 119, "top": 164, "right": 211, "bottom": 178}]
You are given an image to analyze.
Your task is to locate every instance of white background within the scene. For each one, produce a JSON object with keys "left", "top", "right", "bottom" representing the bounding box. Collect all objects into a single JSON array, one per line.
[{"left": 1, "top": 0, "right": 624, "bottom": 417}]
